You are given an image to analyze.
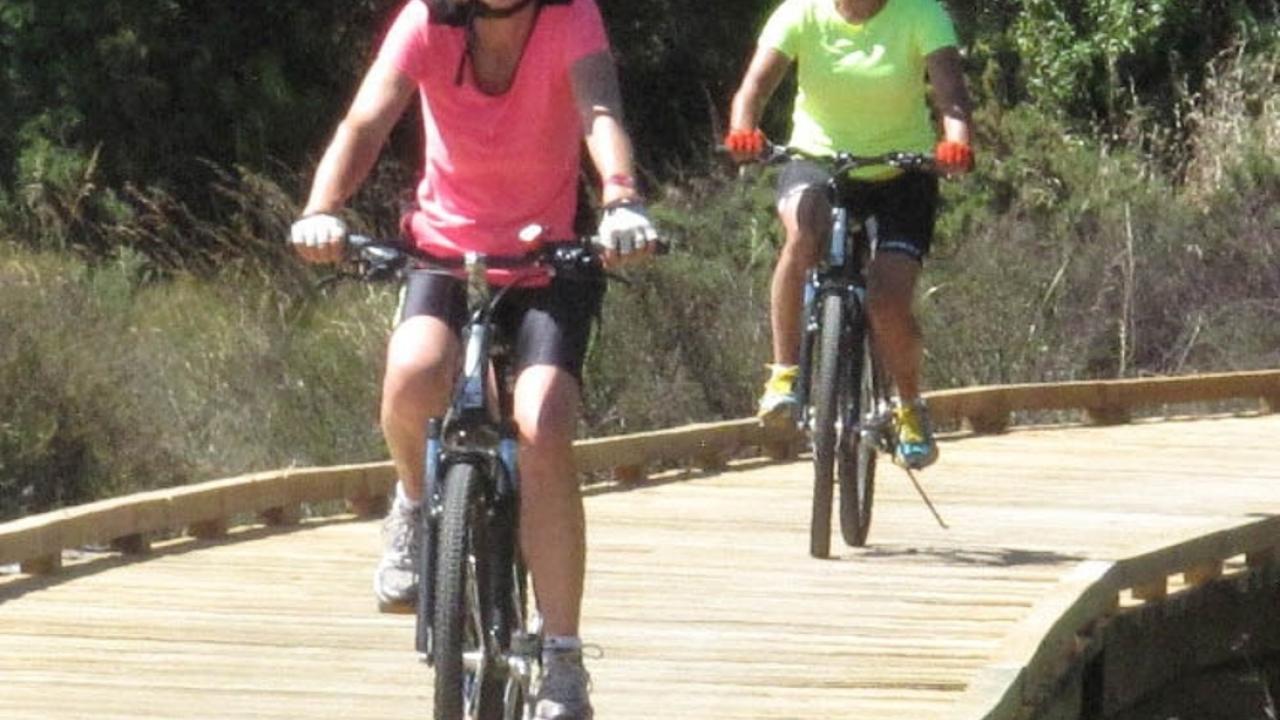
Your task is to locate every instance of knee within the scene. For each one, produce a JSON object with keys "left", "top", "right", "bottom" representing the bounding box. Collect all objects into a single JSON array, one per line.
[
  {"left": 779, "top": 192, "right": 828, "bottom": 260},
  {"left": 512, "top": 371, "right": 579, "bottom": 454},
  {"left": 513, "top": 399, "right": 576, "bottom": 453},
  {"left": 380, "top": 355, "right": 450, "bottom": 429}
]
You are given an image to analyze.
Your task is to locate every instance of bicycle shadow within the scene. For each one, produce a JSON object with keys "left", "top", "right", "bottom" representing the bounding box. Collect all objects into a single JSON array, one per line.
[{"left": 837, "top": 544, "right": 1085, "bottom": 567}]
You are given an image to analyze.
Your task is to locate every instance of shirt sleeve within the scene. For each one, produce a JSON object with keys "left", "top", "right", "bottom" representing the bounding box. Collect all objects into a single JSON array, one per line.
[
  {"left": 757, "top": 0, "right": 804, "bottom": 60},
  {"left": 916, "top": 0, "right": 959, "bottom": 56},
  {"left": 563, "top": 0, "right": 610, "bottom": 66},
  {"left": 377, "top": 1, "right": 430, "bottom": 81}
]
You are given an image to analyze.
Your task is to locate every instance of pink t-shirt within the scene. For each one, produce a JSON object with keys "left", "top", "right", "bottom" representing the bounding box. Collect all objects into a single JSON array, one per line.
[{"left": 379, "top": 0, "right": 608, "bottom": 263}]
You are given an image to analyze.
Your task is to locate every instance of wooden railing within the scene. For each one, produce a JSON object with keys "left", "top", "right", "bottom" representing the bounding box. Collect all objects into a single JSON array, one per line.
[
  {"left": 946, "top": 515, "right": 1280, "bottom": 720},
  {"left": 2, "top": 369, "right": 1276, "bottom": 575},
  {"left": 1, "top": 369, "right": 1277, "bottom": 719}
]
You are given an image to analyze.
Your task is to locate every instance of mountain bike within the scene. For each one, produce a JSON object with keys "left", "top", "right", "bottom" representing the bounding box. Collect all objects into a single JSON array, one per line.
[
  {"left": 346, "top": 230, "right": 607, "bottom": 720},
  {"left": 759, "top": 144, "right": 936, "bottom": 559}
]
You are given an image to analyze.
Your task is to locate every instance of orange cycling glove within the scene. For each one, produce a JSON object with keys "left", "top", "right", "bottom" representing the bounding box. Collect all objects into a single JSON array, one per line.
[
  {"left": 724, "top": 128, "right": 767, "bottom": 158},
  {"left": 933, "top": 140, "right": 974, "bottom": 174}
]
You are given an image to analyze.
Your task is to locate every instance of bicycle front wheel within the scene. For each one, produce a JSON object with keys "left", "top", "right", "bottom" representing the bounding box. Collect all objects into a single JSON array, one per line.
[
  {"left": 837, "top": 321, "right": 878, "bottom": 547},
  {"left": 808, "top": 293, "right": 845, "bottom": 559},
  {"left": 433, "top": 462, "right": 504, "bottom": 720}
]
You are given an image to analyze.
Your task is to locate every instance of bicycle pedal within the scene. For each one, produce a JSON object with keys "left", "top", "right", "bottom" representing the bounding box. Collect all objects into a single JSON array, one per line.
[{"left": 510, "top": 631, "right": 542, "bottom": 656}]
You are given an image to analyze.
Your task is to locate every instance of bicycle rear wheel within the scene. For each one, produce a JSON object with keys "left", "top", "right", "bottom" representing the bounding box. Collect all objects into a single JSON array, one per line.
[
  {"left": 808, "top": 293, "right": 845, "bottom": 559},
  {"left": 433, "top": 462, "right": 504, "bottom": 720},
  {"left": 837, "top": 322, "right": 878, "bottom": 547}
]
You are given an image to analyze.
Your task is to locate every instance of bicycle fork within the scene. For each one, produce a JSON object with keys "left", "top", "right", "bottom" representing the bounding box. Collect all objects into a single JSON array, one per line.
[{"left": 845, "top": 288, "right": 896, "bottom": 456}]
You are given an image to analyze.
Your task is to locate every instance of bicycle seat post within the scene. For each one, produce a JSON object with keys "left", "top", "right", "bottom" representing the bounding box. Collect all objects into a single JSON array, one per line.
[
  {"left": 464, "top": 252, "right": 489, "bottom": 312},
  {"left": 450, "top": 253, "right": 492, "bottom": 440}
]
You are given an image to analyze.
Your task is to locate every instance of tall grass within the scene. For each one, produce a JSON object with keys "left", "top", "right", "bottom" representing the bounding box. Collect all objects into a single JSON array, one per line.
[
  {"left": 0, "top": 44, "right": 1276, "bottom": 520},
  {"left": 0, "top": 243, "right": 396, "bottom": 520}
]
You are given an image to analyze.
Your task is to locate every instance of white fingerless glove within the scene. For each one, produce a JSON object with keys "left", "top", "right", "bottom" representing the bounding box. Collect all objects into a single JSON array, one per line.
[
  {"left": 289, "top": 213, "right": 347, "bottom": 252},
  {"left": 596, "top": 200, "right": 658, "bottom": 256}
]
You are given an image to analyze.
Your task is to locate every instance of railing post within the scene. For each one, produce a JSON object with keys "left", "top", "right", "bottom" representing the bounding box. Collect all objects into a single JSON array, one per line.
[
  {"left": 110, "top": 533, "right": 151, "bottom": 556},
  {"left": 348, "top": 494, "right": 389, "bottom": 519},
  {"left": 19, "top": 553, "right": 61, "bottom": 576},
  {"left": 613, "top": 465, "right": 647, "bottom": 484},
  {"left": 188, "top": 518, "right": 229, "bottom": 540},
  {"left": 259, "top": 506, "right": 302, "bottom": 527}
]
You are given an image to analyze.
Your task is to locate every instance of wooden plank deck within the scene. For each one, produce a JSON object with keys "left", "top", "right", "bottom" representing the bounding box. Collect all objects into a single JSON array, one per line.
[{"left": 2, "top": 413, "right": 1277, "bottom": 719}]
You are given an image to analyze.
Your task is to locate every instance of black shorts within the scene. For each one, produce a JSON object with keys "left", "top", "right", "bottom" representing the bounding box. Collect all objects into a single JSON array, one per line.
[
  {"left": 775, "top": 159, "right": 939, "bottom": 262},
  {"left": 397, "top": 271, "right": 606, "bottom": 384}
]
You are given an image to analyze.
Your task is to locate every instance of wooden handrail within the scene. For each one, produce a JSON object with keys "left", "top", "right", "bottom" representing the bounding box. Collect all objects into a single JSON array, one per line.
[
  {"left": 2, "top": 369, "right": 1276, "bottom": 574},
  {"left": 946, "top": 515, "right": 1280, "bottom": 720}
]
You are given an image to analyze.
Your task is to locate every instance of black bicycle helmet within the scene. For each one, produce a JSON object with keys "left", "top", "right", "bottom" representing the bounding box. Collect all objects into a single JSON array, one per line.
[{"left": 424, "top": 0, "right": 571, "bottom": 26}]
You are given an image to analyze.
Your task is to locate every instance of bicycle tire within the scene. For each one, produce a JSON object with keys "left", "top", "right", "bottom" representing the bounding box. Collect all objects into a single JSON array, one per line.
[
  {"left": 808, "top": 293, "right": 844, "bottom": 559},
  {"left": 488, "top": 497, "right": 530, "bottom": 720},
  {"left": 433, "top": 462, "right": 504, "bottom": 720},
  {"left": 837, "top": 321, "right": 877, "bottom": 547},
  {"left": 416, "top": 505, "right": 436, "bottom": 663}
]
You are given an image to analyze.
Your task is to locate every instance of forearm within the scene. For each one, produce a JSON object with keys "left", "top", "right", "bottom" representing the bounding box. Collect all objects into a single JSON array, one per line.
[
  {"left": 940, "top": 113, "right": 971, "bottom": 144},
  {"left": 585, "top": 115, "right": 639, "bottom": 206},
  {"left": 926, "top": 47, "right": 973, "bottom": 145},
  {"left": 302, "top": 122, "right": 386, "bottom": 215},
  {"left": 730, "top": 46, "right": 789, "bottom": 131},
  {"left": 729, "top": 85, "right": 767, "bottom": 131}
]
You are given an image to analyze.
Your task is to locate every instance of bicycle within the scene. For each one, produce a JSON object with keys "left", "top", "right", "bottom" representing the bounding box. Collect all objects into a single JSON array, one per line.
[
  {"left": 345, "top": 229, "right": 608, "bottom": 720},
  {"left": 756, "top": 144, "right": 938, "bottom": 559}
]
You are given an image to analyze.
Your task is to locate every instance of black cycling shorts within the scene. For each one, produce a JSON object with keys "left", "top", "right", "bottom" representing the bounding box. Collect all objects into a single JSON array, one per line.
[
  {"left": 775, "top": 159, "right": 939, "bottom": 262},
  {"left": 397, "top": 271, "right": 606, "bottom": 384}
]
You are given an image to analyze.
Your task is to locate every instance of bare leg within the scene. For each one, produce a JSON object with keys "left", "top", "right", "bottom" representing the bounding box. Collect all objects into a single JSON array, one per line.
[
  {"left": 770, "top": 189, "right": 827, "bottom": 364},
  {"left": 865, "top": 253, "right": 923, "bottom": 400},
  {"left": 511, "top": 364, "right": 585, "bottom": 637},
  {"left": 380, "top": 316, "right": 458, "bottom": 501}
]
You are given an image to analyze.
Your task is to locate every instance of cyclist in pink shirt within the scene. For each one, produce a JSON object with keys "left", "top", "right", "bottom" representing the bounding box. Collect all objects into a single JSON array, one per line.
[{"left": 289, "top": 1, "right": 656, "bottom": 717}]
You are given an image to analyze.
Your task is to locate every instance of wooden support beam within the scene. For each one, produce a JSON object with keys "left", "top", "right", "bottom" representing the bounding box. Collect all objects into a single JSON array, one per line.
[
  {"left": 1183, "top": 561, "right": 1222, "bottom": 586},
  {"left": 348, "top": 495, "right": 389, "bottom": 519},
  {"left": 965, "top": 410, "right": 1010, "bottom": 435},
  {"left": 1246, "top": 547, "right": 1278, "bottom": 572},
  {"left": 188, "top": 518, "right": 229, "bottom": 540},
  {"left": 110, "top": 533, "right": 150, "bottom": 556},
  {"left": 763, "top": 440, "right": 796, "bottom": 461},
  {"left": 1085, "top": 406, "right": 1131, "bottom": 426},
  {"left": 612, "top": 465, "right": 646, "bottom": 484},
  {"left": 696, "top": 449, "right": 727, "bottom": 473},
  {"left": 259, "top": 506, "right": 301, "bottom": 527},
  {"left": 1131, "top": 577, "right": 1167, "bottom": 602},
  {"left": 19, "top": 553, "right": 60, "bottom": 575}
]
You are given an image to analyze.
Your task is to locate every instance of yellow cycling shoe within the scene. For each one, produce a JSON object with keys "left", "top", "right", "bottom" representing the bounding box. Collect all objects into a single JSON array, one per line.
[
  {"left": 757, "top": 364, "right": 799, "bottom": 426},
  {"left": 893, "top": 398, "right": 939, "bottom": 470}
]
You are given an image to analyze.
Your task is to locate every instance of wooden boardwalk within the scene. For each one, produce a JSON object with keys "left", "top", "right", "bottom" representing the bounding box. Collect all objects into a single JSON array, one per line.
[{"left": 2, "top": 413, "right": 1278, "bottom": 719}]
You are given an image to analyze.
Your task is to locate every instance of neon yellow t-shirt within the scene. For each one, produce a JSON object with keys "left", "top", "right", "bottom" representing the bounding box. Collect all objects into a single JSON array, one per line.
[{"left": 760, "top": 0, "right": 957, "bottom": 175}]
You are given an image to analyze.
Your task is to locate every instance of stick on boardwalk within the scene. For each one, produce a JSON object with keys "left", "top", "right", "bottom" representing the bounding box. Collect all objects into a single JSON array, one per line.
[{"left": 2, "top": 414, "right": 1278, "bottom": 719}]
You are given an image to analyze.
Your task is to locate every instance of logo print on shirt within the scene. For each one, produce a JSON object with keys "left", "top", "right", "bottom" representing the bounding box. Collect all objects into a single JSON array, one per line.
[{"left": 836, "top": 44, "right": 887, "bottom": 69}]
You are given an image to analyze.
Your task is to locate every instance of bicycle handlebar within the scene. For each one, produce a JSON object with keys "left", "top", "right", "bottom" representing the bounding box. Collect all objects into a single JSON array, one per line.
[
  {"left": 345, "top": 233, "right": 606, "bottom": 284},
  {"left": 753, "top": 142, "right": 937, "bottom": 176}
]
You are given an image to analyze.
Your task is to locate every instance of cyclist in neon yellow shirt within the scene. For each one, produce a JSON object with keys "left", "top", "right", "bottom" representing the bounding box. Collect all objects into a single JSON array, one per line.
[{"left": 725, "top": 0, "right": 974, "bottom": 470}]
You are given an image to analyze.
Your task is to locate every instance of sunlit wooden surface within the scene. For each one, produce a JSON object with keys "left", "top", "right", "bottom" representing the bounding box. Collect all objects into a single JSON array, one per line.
[{"left": 2, "top": 414, "right": 1277, "bottom": 719}]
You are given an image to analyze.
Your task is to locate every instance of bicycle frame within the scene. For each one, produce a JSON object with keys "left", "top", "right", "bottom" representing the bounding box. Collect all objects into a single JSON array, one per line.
[
  {"left": 346, "top": 234, "right": 603, "bottom": 720},
  {"left": 794, "top": 194, "right": 872, "bottom": 426},
  {"left": 420, "top": 254, "right": 537, "bottom": 718},
  {"left": 758, "top": 145, "right": 932, "bottom": 555}
]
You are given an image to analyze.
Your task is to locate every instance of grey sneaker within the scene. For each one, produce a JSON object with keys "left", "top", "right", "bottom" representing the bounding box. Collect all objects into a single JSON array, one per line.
[
  {"left": 535, "top": 649, "right": 593, "bottom": 720},
  {"left": 373, "top": 496, "right": 420, "bottom": 613}
]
